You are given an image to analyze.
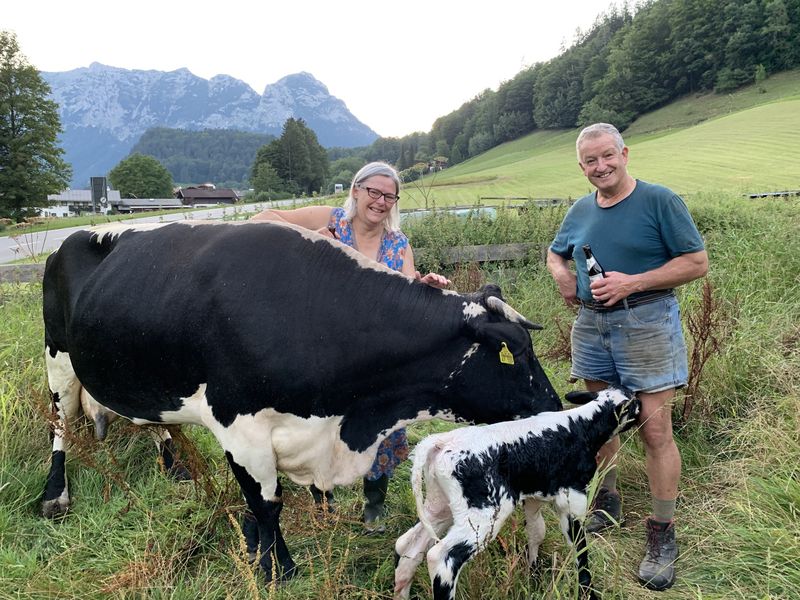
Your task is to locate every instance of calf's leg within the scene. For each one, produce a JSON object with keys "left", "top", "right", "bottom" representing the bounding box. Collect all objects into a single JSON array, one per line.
[
  {"left": 394, "top": 490, "right": 452, "bottom": 600},
  {"left": 555, "top": 491, "right": 598, "bottom": 600},
  {"left": 523, "top": 497, "right": 546, "bottom": 567},
  {"left": 427, "top": 502, "right": 515, "bottom": 600}
]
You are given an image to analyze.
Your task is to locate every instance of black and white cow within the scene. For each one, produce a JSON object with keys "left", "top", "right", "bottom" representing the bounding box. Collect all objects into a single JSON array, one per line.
[
  {"left": 393, "top": 388, "right": 641, "bottom": 600},
  {"left": 40, "top": 220, "right": 561, "bottom": 583}
]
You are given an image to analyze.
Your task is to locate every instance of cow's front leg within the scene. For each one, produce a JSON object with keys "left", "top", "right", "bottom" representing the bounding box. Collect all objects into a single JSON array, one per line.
[
  {"left": 41, "top": 350, "right": 81, "bottom": 518},
  {"left": 225, "top": 452, "right": 296, "bottom": 582}
]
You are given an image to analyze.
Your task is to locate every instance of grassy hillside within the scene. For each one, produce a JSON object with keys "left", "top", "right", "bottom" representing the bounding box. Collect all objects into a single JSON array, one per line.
[{"left": 400, "top": 70, "right": 800, "bottom": 208}]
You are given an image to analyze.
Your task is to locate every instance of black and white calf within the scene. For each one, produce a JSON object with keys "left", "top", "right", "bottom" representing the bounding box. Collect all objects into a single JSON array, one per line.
[{"left": 394, "top": 388, "right": 641, "bottom": 600}]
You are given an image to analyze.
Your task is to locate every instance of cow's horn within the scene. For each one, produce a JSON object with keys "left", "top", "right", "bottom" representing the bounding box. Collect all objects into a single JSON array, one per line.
[{"left": 485, "top": 296, "right": 543, "bottom": 330}]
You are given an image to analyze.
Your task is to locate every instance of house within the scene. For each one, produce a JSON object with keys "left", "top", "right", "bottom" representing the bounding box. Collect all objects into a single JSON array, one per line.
[
  {"left": 175, "top": 186, "right": 240, "bottom": 206},
  {"left": 42, "top": 189, "right": 122, "bottom": 217}
]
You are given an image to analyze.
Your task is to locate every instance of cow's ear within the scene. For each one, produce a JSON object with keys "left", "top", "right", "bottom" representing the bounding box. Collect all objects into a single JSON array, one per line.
[
  {"left": 465, "top": 319, "right": 530, "bottom": 358},
  {"left": 477, "top": 283, "right": 504, "bottom": 303}
]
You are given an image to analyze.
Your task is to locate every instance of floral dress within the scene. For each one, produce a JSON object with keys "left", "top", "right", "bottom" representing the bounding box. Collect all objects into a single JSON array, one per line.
[{"left": 328, "top": 207, "right": 410, "bottom": 480}]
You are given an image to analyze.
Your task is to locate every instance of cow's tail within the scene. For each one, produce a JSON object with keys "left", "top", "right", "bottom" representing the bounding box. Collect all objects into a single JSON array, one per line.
[{"left": 411, "top": 436, "right": 442, "bottom": 542}]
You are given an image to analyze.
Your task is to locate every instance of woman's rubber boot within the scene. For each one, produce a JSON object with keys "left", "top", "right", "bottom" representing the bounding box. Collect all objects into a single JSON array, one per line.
[{"left": 363, "top": 474, "right": 389, "bottom": 533}]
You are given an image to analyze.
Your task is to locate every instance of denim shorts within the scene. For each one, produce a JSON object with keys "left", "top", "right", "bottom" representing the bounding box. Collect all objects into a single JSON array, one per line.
[{"left": 570, "top": 295, "right": 688, "bottom": 393}]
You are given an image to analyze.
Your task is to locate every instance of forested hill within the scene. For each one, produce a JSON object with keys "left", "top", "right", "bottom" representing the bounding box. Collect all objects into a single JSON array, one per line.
[
  {"left": 130, "top": 129, "right": 274, "bottom": 188},
  {"left": 354, "top": 0, "right": 800, "bottom": 173}
]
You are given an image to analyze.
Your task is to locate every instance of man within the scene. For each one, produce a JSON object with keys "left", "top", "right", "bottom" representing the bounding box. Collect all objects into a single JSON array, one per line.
[{"left": 547, "top": 123, "right": 708, "bottom": 591}]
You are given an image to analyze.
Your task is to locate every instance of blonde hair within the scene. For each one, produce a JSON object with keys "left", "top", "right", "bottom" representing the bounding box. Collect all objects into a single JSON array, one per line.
[{"left": 342, "top": 162, "right": 401, "bottom": 232}]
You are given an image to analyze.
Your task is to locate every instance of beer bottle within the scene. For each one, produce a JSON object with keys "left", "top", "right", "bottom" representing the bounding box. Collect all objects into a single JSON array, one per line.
[{"left": 582, "top": 244, "right": 606, "bottom": 283}]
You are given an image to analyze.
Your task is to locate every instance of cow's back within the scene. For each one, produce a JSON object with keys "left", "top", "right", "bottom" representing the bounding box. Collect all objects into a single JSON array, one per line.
[{"left": 55, "top": 222, "right": 448, "bottom": 424}]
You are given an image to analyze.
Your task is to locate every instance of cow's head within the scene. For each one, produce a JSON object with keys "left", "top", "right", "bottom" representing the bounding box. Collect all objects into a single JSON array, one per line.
[{"left": 449, "top": 284, "right": 561, "bottom": 423}]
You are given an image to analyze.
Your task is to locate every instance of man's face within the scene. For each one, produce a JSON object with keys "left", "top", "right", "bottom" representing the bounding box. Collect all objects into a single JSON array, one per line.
[{"left": 578, "top": 134, "right": 629, "bottom": 194}]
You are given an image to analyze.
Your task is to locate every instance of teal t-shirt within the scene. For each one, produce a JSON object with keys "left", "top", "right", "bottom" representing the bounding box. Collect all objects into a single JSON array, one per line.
[{"left": 550, "top": 180, "right": 705, "bottom": 302}]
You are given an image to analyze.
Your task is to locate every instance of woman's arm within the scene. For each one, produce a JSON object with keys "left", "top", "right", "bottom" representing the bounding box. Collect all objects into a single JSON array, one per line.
[
  {"left": 250, "top": 205, "right": 335, "bottom": 236},
  {"left": 402, "top": 244, "right": 451, "bottom": 289}
]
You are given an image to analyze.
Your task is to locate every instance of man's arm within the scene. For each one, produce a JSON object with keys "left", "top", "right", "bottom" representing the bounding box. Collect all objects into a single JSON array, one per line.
[
  {"left": 590, "top": 250, "right": 708, "bottom": 306},
  {"left": 546, "top": 249, "right": 579, "bottom": 306}
]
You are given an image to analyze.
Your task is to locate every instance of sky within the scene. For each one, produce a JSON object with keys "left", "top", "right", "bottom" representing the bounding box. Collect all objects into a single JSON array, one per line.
[{"left": 6, "top": 0, "right": 625, "bottom": 139}]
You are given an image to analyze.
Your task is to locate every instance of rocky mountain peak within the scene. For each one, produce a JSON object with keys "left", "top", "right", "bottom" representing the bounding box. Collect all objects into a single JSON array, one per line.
[{"left": 42, "top": 64, "right": 378, "bottom": 188}]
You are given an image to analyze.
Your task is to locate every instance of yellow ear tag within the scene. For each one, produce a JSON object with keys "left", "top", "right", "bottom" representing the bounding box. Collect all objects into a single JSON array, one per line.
[{"left": 499, "top": 342, "right": 514, "bottom": 365}]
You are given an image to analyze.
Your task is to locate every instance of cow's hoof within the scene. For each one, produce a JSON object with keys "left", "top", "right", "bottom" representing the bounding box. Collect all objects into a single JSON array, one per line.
[
  {"left": 41, "top": 497, "right": 69, "bottom": 519},
  {"left": 263, "top": 562, "right": 297, "bottom": 585},
  {"left": 280, "top": 562, "right": 298, "bottom": 581},
  {"left": 167, "top": 462, "right": 192, "bottom": 481}
]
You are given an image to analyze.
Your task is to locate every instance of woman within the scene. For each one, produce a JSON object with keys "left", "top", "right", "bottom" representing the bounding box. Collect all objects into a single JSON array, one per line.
[{"left": 251, "top": 161, "right": 449, "bottom": 532}]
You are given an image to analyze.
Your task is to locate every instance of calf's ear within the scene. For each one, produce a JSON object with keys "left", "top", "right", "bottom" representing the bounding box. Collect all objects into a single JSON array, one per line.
[{"left": 564, "top": 390, "right": 598, "bottom": 405}]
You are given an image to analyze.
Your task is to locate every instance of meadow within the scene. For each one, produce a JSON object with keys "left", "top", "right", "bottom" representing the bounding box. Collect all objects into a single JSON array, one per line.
[{"left": 1, "top": 75, "right": 799, "bottom": 599}]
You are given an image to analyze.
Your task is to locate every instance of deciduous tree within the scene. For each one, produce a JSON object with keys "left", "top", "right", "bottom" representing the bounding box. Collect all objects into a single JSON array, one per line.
[
  {"left": 108, "top": 153, "right": 173, "bottom": 199},
  {"left": 0, "top": 31, "right": 71, "bottom": 221}
]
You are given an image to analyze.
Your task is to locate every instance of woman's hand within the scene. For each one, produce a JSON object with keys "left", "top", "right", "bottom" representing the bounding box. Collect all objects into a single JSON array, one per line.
[
  {"left": 317, "top": 225, "right": 338, "bottom": 239},
  {"left": 415, "top": 271, "right": 451, "bottom": 289}
]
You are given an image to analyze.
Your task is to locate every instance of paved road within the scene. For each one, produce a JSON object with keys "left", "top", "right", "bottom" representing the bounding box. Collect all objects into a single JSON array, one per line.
[{"left": 1, "top": 199, "right": 307, "bottom": 264}]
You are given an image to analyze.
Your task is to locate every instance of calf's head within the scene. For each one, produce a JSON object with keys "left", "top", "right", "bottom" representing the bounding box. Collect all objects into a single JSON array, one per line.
[
  {"left": 565, "top": 387, "right": 641, "bottom": 435},
  {"left": 449, "top": 285, "right": 561, "bottom": 424}
]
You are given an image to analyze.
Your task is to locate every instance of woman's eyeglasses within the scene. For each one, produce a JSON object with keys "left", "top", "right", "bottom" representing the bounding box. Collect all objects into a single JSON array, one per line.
[{"left": 357, "top": 184, "right": 399, "bottom": 204}]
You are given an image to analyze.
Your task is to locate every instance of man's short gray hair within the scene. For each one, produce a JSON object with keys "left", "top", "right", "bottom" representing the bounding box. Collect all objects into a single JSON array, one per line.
[
  {"left": 342, "top": 161, "right": 402, "bottom": 232},
  {"left": 576, "top": 123, "right": 625, "bottom": 161}
]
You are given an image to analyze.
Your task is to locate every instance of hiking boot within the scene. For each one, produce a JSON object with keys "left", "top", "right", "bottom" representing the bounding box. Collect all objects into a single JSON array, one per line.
[
  {"left": 363, "top": 474, "right": 389, "bottom": 533},
  {"left": 638, "top": 518, "right": 678, "bottom": 591},
  {"left": 309, "top": 485, "right": 335, "bottom": 514},
  {"left": 585, "top": 487, "right": 624, "bottom": 533}
]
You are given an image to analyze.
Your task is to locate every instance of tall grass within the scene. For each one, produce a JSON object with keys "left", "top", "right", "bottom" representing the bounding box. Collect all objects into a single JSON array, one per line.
[{"left": 0, "top": 192, "right": 798, "bottom": 598}]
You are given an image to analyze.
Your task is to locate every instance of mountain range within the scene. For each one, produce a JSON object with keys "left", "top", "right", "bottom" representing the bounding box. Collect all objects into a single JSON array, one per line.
[{"left": 42, "top": 63, "right": 379, "bottom": 188}]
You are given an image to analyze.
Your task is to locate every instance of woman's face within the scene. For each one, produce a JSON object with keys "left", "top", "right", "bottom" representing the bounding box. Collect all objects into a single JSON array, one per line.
[{"left": 353, "top": 175, "right": 398, "bottom": 225}]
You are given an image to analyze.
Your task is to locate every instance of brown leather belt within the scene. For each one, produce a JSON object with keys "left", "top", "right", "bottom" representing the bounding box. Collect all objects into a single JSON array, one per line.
[{"left": 579, "top": 289, "right": 675, "bottom": 312}]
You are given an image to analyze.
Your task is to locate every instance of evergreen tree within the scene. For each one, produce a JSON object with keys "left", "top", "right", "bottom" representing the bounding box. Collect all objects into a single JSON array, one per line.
[
  {"left": 250, "top": 118, "right": 329, "bottom": 196},
  {"left": 0, "top": 31, "right": 71, "bottom": 221}
]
